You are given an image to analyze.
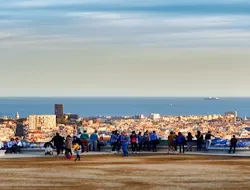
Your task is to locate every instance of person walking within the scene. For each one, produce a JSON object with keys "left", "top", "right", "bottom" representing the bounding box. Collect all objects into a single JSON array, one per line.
[
  {"left": 130, "top": 131, "right": 137, "bottom": 153},
  {"left": 196, "top": 131, "right": 203, "bottom": 151},
  {"left": 186, "top": 132, "right": 193, "bottom": 151},
  {"left": 177, "top": 132, "right": 186, "bottom": 153},
  {"left": 65, "top": 135, "right": 73, "bottom": 156},
  {"left": 120, "top": 132, "right": 129, "bottom": 157},
  {"left": 89, "top": 130, "right": 98, "bottom": 151},
  {"left": 51, "top": 133, "right": 64, "bottom": 156},
  {"left": 228, "top": 135, "right": 237, "bottom": 154},
  {"left": 72, "top": 142, "right": 81, "bottom": 161}
]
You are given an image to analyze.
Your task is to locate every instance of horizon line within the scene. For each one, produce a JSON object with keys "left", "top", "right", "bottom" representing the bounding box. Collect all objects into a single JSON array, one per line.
[{"left": 1, "top": 96, "right": 250, "bottom": 98}]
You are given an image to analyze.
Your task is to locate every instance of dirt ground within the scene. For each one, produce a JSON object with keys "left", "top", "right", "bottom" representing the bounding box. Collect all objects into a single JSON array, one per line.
[{"left": 0, "top": 154, "right": 250, "bottom": 190}]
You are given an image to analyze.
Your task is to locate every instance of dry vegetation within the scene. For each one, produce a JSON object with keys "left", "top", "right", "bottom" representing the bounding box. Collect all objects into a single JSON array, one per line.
[{"left": 0, "top": 154, "right": 250, "bottom": 190}]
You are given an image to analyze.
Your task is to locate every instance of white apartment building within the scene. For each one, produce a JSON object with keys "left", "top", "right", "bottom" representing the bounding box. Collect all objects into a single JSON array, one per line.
[
  {"left": 28, "top": 115, "right": 56, "bottom": 131},
  {"left": 149, "top": 113, "right": 161, "bottom": 120}
]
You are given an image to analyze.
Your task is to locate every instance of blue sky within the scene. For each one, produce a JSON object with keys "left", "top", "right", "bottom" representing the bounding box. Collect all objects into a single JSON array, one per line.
[{"left": 1, "top": 0, "right": 250, "bottom": 97}]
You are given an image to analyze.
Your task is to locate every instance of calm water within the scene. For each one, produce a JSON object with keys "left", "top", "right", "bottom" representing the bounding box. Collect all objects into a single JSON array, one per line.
[{"left": 0, "top": 97, "right": 250, "bottom": 118}]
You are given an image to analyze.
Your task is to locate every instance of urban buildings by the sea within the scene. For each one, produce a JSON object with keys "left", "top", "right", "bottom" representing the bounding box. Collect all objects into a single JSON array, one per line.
[{"left": 1, "top": 104, "right": 250, "bottom": 143}]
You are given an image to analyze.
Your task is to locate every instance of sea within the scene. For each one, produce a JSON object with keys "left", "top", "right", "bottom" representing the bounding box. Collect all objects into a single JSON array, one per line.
[{"left": 0, "top": 97, "right": 250, "bottom": 118}]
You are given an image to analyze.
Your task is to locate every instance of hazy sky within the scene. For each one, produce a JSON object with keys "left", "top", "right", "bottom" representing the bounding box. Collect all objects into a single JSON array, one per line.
[{"left": 1, "top": 0, "right": 250, "bottom": 97}]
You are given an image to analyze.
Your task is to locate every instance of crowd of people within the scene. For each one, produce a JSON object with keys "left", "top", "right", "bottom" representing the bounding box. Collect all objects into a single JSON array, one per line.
[
  {"left": 167, "top": 131, "right": 238, "bottom": 154},
  {"left": 3, "top": 130, "right": 238, "bottom": 160},
  {"left": 48, "top": 130, "right": 104, "bottom": 161},
  {"left": 110, "top": 130, "right": 160, "bottom": 156}
]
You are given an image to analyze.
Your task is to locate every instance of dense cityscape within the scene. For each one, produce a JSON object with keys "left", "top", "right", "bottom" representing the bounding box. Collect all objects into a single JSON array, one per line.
[{"left": 1, "top": 104, "right": 250, "bottom": 144}]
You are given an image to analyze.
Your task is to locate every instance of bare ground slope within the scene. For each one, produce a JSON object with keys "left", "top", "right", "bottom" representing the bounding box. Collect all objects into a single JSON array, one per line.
[{"left": 0, "top": 154, "right": 250, "bottom": 190}]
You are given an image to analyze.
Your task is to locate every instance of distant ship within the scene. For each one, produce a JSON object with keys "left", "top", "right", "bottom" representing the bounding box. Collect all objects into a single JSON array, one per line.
[{"left": 204, "top": 97, "right": 219, "bottom": 100}]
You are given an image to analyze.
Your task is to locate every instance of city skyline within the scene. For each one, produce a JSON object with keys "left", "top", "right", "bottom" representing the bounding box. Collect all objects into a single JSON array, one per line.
[{"left": 1, "top": 0, "right": 250, "bottom": 97}]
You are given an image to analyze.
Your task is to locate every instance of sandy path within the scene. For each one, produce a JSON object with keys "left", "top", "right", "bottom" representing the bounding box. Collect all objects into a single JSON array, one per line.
[{"left": 0, "top": 155, "right": 250, "bottom": 190}]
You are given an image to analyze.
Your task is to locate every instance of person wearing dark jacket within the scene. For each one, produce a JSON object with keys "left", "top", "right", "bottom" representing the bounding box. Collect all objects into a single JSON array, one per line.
[
  {"left": 51, "top": 133, "right": 64, "bottom": 155},
  {"left": 186, "top": 132, "right": 193, "bottom": 151},
  {"left": 130, "top": 131, "right": 137, "bottom": 153},
  {"left": 177, "top": 132, "right": 185, "bottom": 153},
  {"left": 228, "top": 135, "right": 237, "bottom": 154},
  {"left": 196, "top": 131, "right": 203, "bottom": 151},
  {"left": 137, "top": 132, "right": 143, "bottom": 152}
]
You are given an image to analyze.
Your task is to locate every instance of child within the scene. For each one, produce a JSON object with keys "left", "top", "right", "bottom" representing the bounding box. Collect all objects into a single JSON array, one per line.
[{"left": 72, "top": 142, "right": 81, "bottom": 161}]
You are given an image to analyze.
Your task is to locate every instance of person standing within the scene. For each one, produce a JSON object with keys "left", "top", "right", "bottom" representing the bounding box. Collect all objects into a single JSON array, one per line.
[
  {"left": 80, "top": 130, "right": 89, "bottom": 152},
  {"left": 205, "top": 131, "right": 214, "bottom": 151},
  {"left": 65, "top": 135, "right": 73, "bottom": 156},
  {"left": 177, "top": 132, "right": 185, "bottom": 153},
  {"left": 168, "top": 132, "right": 175, "bottom": 153},
  {"left": 110, "top": 131, "right": 118, "bottom": 152},
  {"left": 51, "top": 133, "right": 64, "bottom": 156},
  {"left": 130, "top": 131, "right": 137, "bottom": 153},
  {"left": 89, "top": 130, "right": 98, "bottom": 151},
  {"left": 116, "top": 132, "right": 122, "bottom": 152},
  {"left": 186, "top": 132, "right": 193, "bottom": 151},
  {"left": 150, "top": 131, "right": 158, "bottom": 152},
  {"left": 143, "top": 131, "right": 150, "bottom": 151},
  {"left": 120, "top": 132, "right": 129, "bottom": 157},
  {"left": 228, "top": 135, "right": 237, "bottom": 154},
  {"left": 77, "top": 132, "right": 84, "bottom": 153},
  {"left": 137, "top": 132, "right": 143, "bottom": 152},
  {"left": 196, "top": 131, "right": 203, "bottom": 151},
  {"left": 173, "top": 132, "right": 178, "bottom": 151}
]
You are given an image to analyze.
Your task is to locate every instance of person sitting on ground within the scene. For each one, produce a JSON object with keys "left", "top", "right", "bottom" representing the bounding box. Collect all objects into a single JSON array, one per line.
[
  {"left": 186, "top": 132, "right": 193, "bottom": 152},
  {"left": 228, "top": 135, "right": 237, "bottom": 154},
  {"left": 6, "top": 138, "right": 17, "bottom": 154},
  {"left": 15, "top": 138, "right": 22, "bottom": 153},
  {"left": 44, "top": 142, "right": 54, "bottom": 155}
]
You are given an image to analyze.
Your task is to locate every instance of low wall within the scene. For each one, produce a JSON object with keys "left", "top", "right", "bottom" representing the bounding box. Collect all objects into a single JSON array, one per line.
[{"left": 18, "top": 145, "right": 250, "bottom": 153}]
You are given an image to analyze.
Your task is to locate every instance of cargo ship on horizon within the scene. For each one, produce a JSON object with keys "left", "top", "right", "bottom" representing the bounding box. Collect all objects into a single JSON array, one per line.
[{"left": 204, "top": 97, "right": 219, "bottom": 100}]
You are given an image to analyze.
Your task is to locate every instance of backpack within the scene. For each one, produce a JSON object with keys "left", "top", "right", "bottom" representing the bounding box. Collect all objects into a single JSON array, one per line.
[{"left": 131, "top": 137, "right": 137, "bottom": 143}]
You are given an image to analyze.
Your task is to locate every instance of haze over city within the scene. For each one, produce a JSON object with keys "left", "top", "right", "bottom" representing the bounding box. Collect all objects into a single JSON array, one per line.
[{"left": 1, "top": 0, "right": 250, "bottom": 97}]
